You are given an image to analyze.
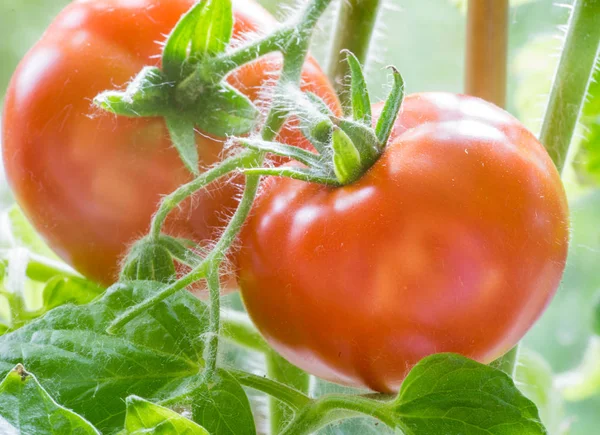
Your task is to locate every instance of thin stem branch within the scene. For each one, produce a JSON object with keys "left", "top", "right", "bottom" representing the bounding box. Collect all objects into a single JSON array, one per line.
[
  {"left": 203, "top": 262, "right": 221, "bottom": 379},
  {"left": 464, "top": 0, "right": 509, "bottom": 108},
  {"left": 540, "top": 0, "right": 600, "bottom": 172},
  {"left": 107, "top": 264, "right": 207, "bottom": 334},
  {"left": 280, "top": 394, "right": 397, "bottom": 435},
  {"left": 150, "top": 150, "right": 257, "bottom": 240},
  {"left": 228, "top": 369, "right": 312, "bottom": 411},
  {"left": 327, "top": 0, "right": 382, "bottom": 112},
  {"left": 266, "top": 351, "right": 310, "bottom": 433}
]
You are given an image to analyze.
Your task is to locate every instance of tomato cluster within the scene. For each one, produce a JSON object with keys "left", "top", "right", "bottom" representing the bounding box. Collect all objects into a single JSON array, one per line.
[
  {"left": 3, "top": 0, "right": 569, "bottom": 392},
  {"left": 2, "top": 0, "right": 339, "bottom": 286}
]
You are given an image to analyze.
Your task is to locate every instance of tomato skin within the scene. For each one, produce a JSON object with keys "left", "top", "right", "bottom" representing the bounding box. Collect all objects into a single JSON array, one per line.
[
  {"left": 2, "top": 0, "right": 340, "bottom": 286},
  {"left": 237, "top": 92, "right": 569, "bottom": 392}
]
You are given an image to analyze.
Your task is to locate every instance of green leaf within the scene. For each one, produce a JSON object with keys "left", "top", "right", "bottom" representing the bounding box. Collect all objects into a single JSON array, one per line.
[
  {"left": 191, "top": 0, "right": 233, "bottom": 57},
  {"left": 0, "top": 281, "right": 209, "bottom": 433},
  {"left": 331, "top": 126, "right": 363, "bottom": 184},
  {"left": 166, "top": 116, "right": 201, "bottom": 177},
  {"left": 6, "top": 205, "right": 58, "bottom": 259},
  {"left": 42, "top": 276, "right": 104, "bottom": 311},
  {"left": 94, "top": 67, "right": 173, "bottom": 118},
  {"left": 123, "top": 396, "right": 209, "bottom": 434},
  {"left": 343, "top": 50, "right": 372, "bottom": 125},
  {"left": 375, "top": 66, "right": 405, "bottom": 147},
  {"left": 393, "top": 353, "right": 547, "bottom": 435},
  {"left": 192, "top": 369, "right": 256, "bottom": 435},
  {"left": 190, "top": 83, "right": 259, "bottom": 137},
  {"left": 0, "top": 364, "right": 99, "bottom": 434},
  {"left": 163, "top": 2, "right": 207, "bottom": 80}
]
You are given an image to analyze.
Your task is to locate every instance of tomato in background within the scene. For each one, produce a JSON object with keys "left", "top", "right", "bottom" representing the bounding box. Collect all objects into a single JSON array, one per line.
[
  {"left": 1, "top": 0, "right": 340, "bottom": 286},
  {"left": 237, "top": 93, "right": 570, "bottom": 392}
]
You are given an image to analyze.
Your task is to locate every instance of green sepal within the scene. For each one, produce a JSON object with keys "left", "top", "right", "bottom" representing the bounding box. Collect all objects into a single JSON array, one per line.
[
  {"left": 333, "top": 117, "right": 380, "bottom": 163},
  {"left": 166, "top": 116, "right": 200, "bottom": 176},
  {"left": 239, "top": 138, "right": 325, "bottom": 168},
  {"left": 244, "top": 166, "right": 339, "bottom": 186},
  {"left": 94, "top": 67, "right": 173, "bottom": 118},
  {"left": 343, "top": 49, "right": 372, "bottom": 125},
  {"left": 163, "top": 2, "right": 207, "bottom": 81},
  {"left": 121, "top": 239, "right": 177, "bottom": 284},
  {"left": 187, "top": 83, "right": 259, "bottom": 137},
  {"left": 284, "top": 87, "right": 334, "bottom": 154},
  {"left": 191, "top": 0, "right": 233, "bottom": 58},
  {"left": 375, "top": 66, "right": 405, "bottom": 147},
  {"left": 331, "top": 126, "right": 363, "bottom": 184}
]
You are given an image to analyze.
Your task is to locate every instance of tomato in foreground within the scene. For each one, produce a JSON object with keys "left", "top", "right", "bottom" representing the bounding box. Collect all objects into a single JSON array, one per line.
[
  {"left": 237, "top": 92, "right": 570, "bottom": 392},
  {"left": 2, "top": 0, "right": 339, "bottom": 286}
]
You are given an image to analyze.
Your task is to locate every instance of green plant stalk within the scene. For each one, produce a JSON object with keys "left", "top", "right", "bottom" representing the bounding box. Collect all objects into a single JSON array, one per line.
[
  {"left": 228, "top": 369, "right": 312, "bottom": 411},
  {"left": 266, "top": 351, "right": 311, "bottom": 433},
  {"left": 540, "top": 0, "right": 600, "bottom": 173},
  {"left": 280, "top": 394, "right": 397, "bottom": 435},
  {"left": 150, "top": 150, "right": 257, "bottom": 240},
  {"left": 203, "top": 263, "right": 221, "bottom": 380},
  {"left": 327, "top": 0, "right": 382, "bottom": 112},
  {"left": 201, "top": 28, "right": 293, "bottom": 81},
  {"left": 107, "top": 263, "right": 207, "bottom": 334},
  {"left": 161, "top": 368, "right": 312, "bottom": 411}
]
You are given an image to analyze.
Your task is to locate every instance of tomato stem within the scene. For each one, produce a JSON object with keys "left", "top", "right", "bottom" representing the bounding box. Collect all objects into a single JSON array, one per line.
[
  {"left": 326, "top": 0, "right": 382, "bottom": 113},
  {"left": 227, "top": 369, "right": 312, "bottom": 411},
  {"left": 540, "top": 0, "right": 600, "bottom": 173},
  {"left": 203, "top": 262, "right": 221, "bottom": 380},
  {"left": 149, "top": 150, "right": 257, "bottom": 241},
  {"left": 280, "top": 394, "right": 397, "bottom": 434},
  {"left": 464, "top": 0, "right": 509, "bottom": 108},
  {"left": 266, "top": 351, "right": 311, "bottom": 434}
]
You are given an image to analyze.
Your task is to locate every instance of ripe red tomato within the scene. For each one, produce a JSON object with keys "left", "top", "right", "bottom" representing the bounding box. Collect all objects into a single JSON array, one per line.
[
  {"left": 237, "top": 92, "right": 570, "bottom": 392},
  {"left": 2, "top": 0, "right": 340, "bottom": 286}
]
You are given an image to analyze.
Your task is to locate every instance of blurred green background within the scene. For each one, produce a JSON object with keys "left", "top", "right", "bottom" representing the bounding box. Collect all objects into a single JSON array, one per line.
[{"left": 1, "top": 0, "right": 599, "bottom": 434}]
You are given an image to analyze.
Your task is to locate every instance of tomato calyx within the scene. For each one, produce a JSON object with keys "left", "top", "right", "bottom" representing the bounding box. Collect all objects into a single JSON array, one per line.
[
  {"left": 120, "top": 235, "right": 204, "bottom": 283},
  {"left": 92, "top": 0, "right": 259, "bottom": 177},
  {"left": 239, "top": 52, "right": 405, "bottom": 186}
]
